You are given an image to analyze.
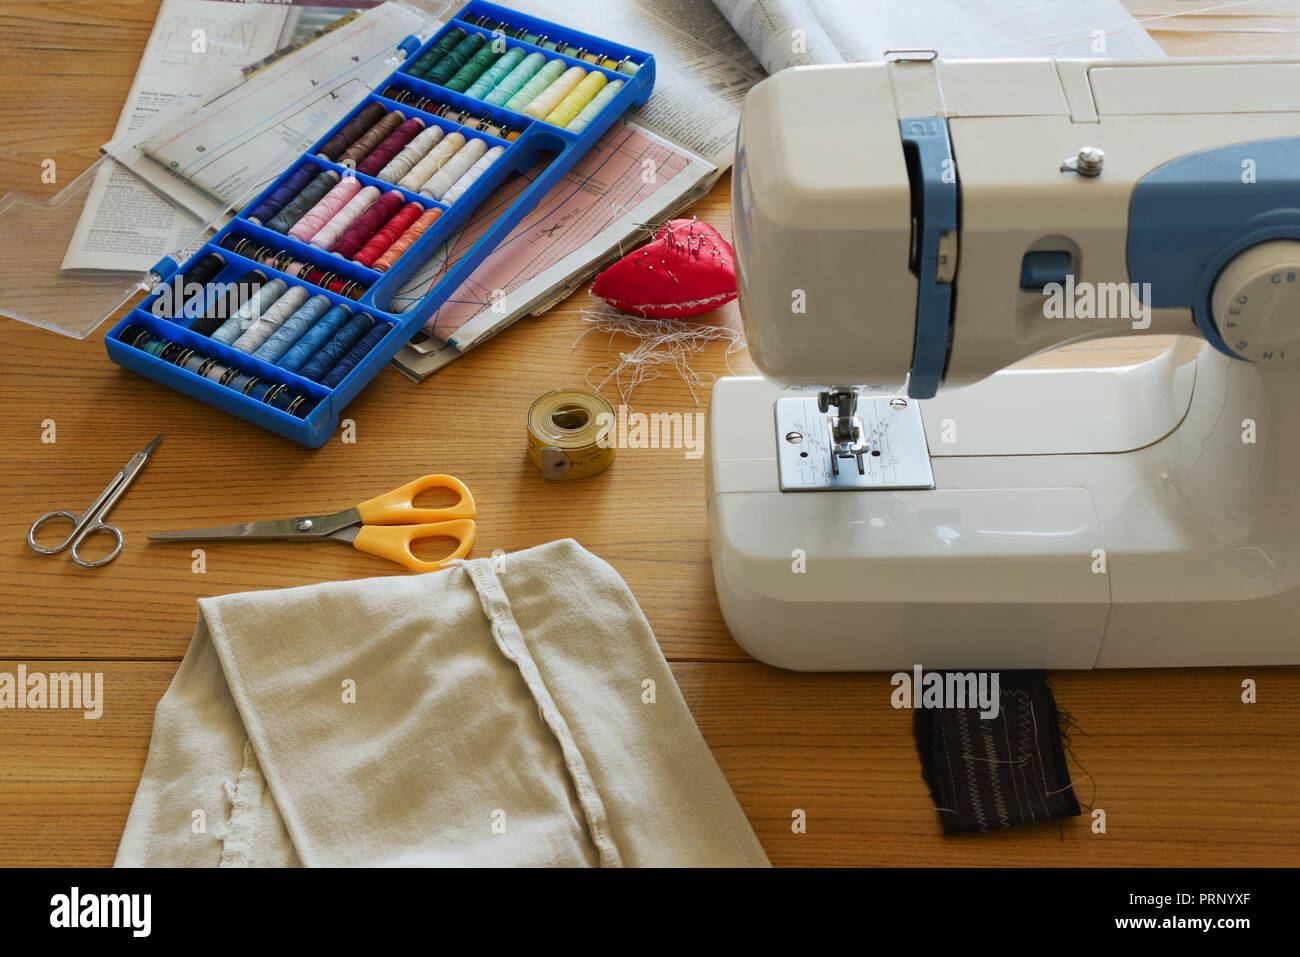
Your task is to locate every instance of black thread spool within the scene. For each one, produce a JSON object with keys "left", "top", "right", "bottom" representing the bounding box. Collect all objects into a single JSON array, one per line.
[
  {"left": 189, "top": 268, "right": 266, "bottom": 338},
  {"left": 150, "top": 252, "right": 226, "bottom": 320}
]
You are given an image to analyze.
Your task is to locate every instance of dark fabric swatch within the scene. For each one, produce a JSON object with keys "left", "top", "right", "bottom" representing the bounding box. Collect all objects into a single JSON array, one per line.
[{"left": 913, "top": 670, "right": 1080, "bottom": 834}]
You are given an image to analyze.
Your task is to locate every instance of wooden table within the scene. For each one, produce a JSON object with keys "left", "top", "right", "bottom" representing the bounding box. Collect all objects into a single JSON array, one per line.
[{"left": 1, "top": 0, "right": 1298, "bottom": 867}]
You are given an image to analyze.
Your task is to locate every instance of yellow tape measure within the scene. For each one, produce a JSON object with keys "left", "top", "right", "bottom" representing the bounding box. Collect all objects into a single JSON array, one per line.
[{"left": 526, "top": 389, "right": 616, "bottom": 480}]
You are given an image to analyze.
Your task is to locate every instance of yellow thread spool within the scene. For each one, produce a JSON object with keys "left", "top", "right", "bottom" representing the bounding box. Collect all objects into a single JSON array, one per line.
[
  {"left": 523, "top": 65, "right": 587, "bottom": 120},
  {"left": 526, "top": 389, "right": 616, "bottom": 480},
  {"left": 544, "top": 71, "right": 608, "bottom": 128}
]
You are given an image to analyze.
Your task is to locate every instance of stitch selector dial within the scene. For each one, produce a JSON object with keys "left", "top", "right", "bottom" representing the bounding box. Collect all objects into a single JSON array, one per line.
[{"left": 1211, "top": 240, "right": 1300, "bottom": 361}]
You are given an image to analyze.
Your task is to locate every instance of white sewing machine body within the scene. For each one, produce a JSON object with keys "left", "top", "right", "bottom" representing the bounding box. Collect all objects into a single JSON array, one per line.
[{"left": 709, "top": 56, "right": 1300, "bottom": 670}]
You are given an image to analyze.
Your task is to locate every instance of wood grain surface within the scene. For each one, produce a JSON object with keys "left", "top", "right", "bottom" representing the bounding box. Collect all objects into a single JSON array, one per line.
[{"left": 1, "top": 0, "right": 1297, "bottom": 867}]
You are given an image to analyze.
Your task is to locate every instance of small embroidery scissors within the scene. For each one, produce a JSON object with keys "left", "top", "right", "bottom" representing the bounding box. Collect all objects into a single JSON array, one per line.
[
  {"left": 148, "top": 474, "right": 476, "bottom": 572},
  {"left": 27, "top": 435, "right": 162, "bottom": 568}
]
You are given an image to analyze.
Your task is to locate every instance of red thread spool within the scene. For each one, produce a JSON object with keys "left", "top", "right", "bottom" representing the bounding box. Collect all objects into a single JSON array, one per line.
[
  {"left": 353, "top": 201, "right": 425, "bottom": 268},
  {"left": 332, "top": 190, "right": 408, "bottom": 261}
]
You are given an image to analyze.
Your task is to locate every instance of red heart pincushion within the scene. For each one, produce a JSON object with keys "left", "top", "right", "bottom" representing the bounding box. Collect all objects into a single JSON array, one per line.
[{"left": 590, "top": 219, "right": 737, "bottom": 318}]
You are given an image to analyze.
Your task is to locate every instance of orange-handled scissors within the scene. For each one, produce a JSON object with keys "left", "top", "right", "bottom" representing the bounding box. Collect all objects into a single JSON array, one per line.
[{"left": 148, "top": 474, "right": 476, "bottom": 572}]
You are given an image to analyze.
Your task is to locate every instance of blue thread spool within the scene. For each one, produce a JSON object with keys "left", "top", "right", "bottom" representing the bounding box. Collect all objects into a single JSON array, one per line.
[
  {"left": 278, "top": 303, "right": 355, "bottom": 373},
  {"left": 255, "top": 294, "right": 334, "bottom": 363},
  {"left": 299, "top": 313, "right": 375, "bottom": 381},
  {"left": 320, "top": 322, "right": 390, "bottom": 388}
]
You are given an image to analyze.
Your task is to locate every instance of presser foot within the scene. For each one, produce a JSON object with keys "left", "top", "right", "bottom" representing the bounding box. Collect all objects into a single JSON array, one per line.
[{"left": 775, "top": 394, "right": 935, "bottom": 491}]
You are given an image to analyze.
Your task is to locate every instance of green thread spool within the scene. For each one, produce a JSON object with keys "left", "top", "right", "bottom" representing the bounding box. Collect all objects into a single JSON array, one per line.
[
  {"left": 504, "top": 58, "right": 565, "bottom": 113},
  {"left": 426, "top": 32, "right": 485, "bottom": 86},
  {"left": 445, "top": 42, "right": 502, "bottom": 93},
  {"left": 566, "top": 79, "right": 623, "bottom": 133},
  {"left": 484, "top": 51, "right": 545, "bottom": 107},
  {"left": 466, "top": 47, "right": 524, "bottom": 99},
  {"left": 409, "top": 28, "right": 465, "bottom": 78}
]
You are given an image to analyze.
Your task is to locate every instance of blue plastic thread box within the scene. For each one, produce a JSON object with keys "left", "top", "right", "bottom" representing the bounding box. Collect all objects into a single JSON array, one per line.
[{"left": 101, "top": 1, "right": 654, "bottom": 447}]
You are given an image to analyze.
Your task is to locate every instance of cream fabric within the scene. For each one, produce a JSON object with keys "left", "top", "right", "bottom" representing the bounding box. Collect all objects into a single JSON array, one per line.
[{"left": 116, "top": 539, "right": 767, "bottom": 867}]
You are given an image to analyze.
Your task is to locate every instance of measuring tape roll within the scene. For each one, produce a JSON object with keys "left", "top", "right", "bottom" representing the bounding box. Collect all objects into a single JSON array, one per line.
[{"left": 526, "top": 389, "right": 616, "bottom": 480}]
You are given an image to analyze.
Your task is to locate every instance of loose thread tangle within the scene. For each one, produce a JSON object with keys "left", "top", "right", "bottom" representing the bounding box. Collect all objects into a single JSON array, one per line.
[{"left": 574, "top": 307, "right": 747, "bottom": 405}]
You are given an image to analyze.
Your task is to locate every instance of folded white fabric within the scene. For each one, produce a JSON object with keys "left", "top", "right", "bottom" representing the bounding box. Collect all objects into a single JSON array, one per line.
[{"left": 116, "top": 539, "right": 767, "bottom": 867}]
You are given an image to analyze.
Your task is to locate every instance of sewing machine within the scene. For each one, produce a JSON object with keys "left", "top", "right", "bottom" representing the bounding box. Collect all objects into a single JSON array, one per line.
[{"left": 708, "top": 56, "right": 1300, "bottom": 671}]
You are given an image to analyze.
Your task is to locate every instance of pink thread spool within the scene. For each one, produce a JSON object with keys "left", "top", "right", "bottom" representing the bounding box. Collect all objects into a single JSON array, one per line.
[
  {"left": 289, "top": 177, "right": 362, "bottom": 243},
  {"left": 311, "top": 185, "right": 381, "bottom": 252}
]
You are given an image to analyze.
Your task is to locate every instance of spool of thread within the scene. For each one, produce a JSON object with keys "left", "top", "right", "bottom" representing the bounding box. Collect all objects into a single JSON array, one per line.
[
  {"left": 289, "top": 176, "right": 363, "bottom": 243},
  {"left": 254, "top": 294, "right": 333, "bottom": 363},
  {"left": 151, "top": 252, "right": 225, "bottom": 319},
  {"left": 188, "top": 268, "right": 265, "bottom": 336},
  {"left": 380, "top": 86, "right": 522, "bottom": 140},
  {"left": 353, "top": 202, "right": 425, "bottom": 268},
  {"left": 357, "top": 117, "right": 425, "bottom": 177},
  {"left": 398, "top": 132, "right": 464, "bottom": 191},
  {"left": 376, "top": 124, "right": 445, "bottom": 184},
  {"left": 300, "top": 313, "right": 375, "bottom": 381},
  {"left": 232, "top": 285, "right": 309, "bottom": 352},
  {"left": 266, "top": 170, "right": 340, "bottom": 233},
  {"left": 247, "top": 164, "right": 318, "bottom": 225},
  {"left": 461, "top": 13, "right": 638, "bottom": 73},
  {"left": 338, "top": 110, "right": 404, "bottom": 168},
  {"left": 566, "top": 79, "right": 623, "bottom": 132},
  {"left": 408, "top": 27, "right": 465, "bottom": 77},
  {"left": 425, "top": 32, "right": 486, "bottom": 86},
  {"left": 504, "top": 58, "right": 566, "bottom": 113},
  {"left": 488, "top": 49, "right": 548, "bottom": 106},
  {"left": 217, "top": 235, "right": 369, "bottom": 300},
  {"left": 118, "top": 326, "right": 313, "bottom": 417},
  {"left": 421, "top": 138, "right": 486, "bottom": 201},
  {"left": 523, "top": 66, "right": 587, "bottom": 120},
  {"left": 211, "top": 278, "right": 288, "bottom": 345},
  {"left": 525, "top": 389, "right": 616, "bottom": 479},
  {"left": 316, "top": 102, "right": 386, "bottom": 162},
  {"left": 331, "top": 190, "right": 407, "bottom": 260},
  {"left": 442, "top": 146, "right": 504, "bottom": 204},
  {"left": 544, "top": 71, "right": 607, "bottom": 127},
  {"left": 444, "top": 42, "right": 502, "bottom": 93},
  {"left": 310, "top": 185, "right": 380, "bottom": 252},
  {"left": 466, "top": 47, "right": 525, "bottom": 99},
  {"left": 374, "top": 208, "right": 441, "bottom": 272},
  {"left": 320, "top": 322, "right": 390, "bottom": 388},
  {"left": 278, "top": 303, "right": 355, "bottom": 372},
  {"left": 577, "top": 50, "right": 624, "bottom": 72}
]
